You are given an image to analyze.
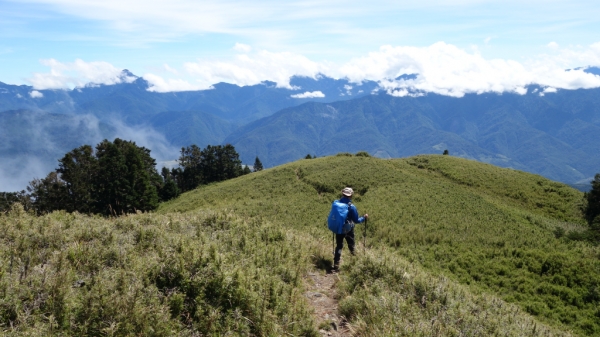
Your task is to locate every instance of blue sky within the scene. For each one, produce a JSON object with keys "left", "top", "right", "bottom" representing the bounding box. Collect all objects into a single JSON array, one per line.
[{"left": 2, "top": 0, "right": 600, "bottom": 94}]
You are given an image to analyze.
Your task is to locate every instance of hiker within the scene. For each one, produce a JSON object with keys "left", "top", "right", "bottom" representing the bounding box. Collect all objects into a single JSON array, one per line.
[{"left": 329, "top": 187, "right": 368, "bottom": 271}]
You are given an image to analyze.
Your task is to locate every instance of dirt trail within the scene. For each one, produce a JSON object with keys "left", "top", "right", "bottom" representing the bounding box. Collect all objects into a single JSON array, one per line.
[{"left": 304, "top": 270, "right": 353, "bottom": 336}]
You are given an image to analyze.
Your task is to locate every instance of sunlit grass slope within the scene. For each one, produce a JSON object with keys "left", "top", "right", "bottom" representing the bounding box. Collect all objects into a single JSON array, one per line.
[
  {"left": 1, "top": 206, "right": 319, "bottom": 336},
  {"left": 0, "top": 201, "right": 573, "bottom": 336},
  {"left": 160, "top": 154, "right": 600, "bottom": 335}
]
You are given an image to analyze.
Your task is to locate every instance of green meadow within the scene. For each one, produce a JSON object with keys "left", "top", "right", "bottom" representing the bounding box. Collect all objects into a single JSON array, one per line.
[{"left": 1, "top": 154, "right": 598, "bottom": 336}]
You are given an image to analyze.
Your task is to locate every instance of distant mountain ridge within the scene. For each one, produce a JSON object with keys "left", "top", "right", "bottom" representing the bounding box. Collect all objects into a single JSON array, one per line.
[
  {"left": 226, "top": 88, "right": 600, "bottom": 184},
  {"left": 0, "top": 71, "right": 378, "bottom": 125},
  {"left": 1, "top": 68, "right": 600, "bottom": 191}
]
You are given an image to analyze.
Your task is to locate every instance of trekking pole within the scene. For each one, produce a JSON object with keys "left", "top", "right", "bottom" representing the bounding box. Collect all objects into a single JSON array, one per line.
[
  {"left": 332, "top": 232, "right": 334, "bottom": 257},
  {"left": 364, "top": 217, "right": 367, "bottom": 253}
]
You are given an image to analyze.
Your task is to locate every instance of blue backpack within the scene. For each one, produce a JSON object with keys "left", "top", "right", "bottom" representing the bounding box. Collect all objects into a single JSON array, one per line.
[{"left": 327, "top": 200, "right": 355, "bottom": 234}]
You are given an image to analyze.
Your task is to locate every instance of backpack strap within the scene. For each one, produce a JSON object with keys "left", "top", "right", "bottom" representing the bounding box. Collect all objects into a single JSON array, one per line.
[{"left": 346, "top": 201, "right": 353, "bottom": 224}]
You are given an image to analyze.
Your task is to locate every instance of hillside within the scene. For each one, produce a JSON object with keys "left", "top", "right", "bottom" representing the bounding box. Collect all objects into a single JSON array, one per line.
[
  {"left": 2, "top": 154, "right": 591, "bottom": 336},
  {"left": 160, "top": 154, "right": 600, "bottom": 335}
]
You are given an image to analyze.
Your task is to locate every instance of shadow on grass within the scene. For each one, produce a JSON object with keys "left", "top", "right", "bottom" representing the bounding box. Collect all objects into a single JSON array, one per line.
[{"left": 312, "top": 254, "right": 333, "bottom": 273}]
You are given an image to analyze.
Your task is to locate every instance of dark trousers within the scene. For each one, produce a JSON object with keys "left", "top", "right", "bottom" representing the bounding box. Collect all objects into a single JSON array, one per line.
[{"left": 334, "top": 229, "right": 355, "bottom": 265}]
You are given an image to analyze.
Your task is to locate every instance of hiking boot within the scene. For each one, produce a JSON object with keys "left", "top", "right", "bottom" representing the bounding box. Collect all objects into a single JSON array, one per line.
[{"left": 332, "top": 263, "right": 339, "bottom": 272}]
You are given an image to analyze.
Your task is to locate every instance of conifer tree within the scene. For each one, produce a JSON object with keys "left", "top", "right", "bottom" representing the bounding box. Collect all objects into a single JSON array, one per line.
[
  {"left": 27, "top": 172, "right": 68, "bottom": 214},
  {"left": 0, "top": 191, "right": 29, "bottom": 213},
  {"left": 585, "top": 173, "right": 600, "bottom": 225},
  {"left": 94, "top": 139, "right": 160, "bottom": 215},
  {"left": 253, "top": 156, "right": 264, "bottom": 172},
  {"left": 159, "top": 167, "right": 179, "bottom": 201},
  {"left": 177, "top": 144, "right": 244, "bottom": 191},
  {"left": 216, "top": 144, "right": 244, "bottom": 181},
  {"left": 177, "top": 145, "right": 203, "bottom": 192},
  {"left": 57, "top": 145, "right": 97, "bottom": 213}
]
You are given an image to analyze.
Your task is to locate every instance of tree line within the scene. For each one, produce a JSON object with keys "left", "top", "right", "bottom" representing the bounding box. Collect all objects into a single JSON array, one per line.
[{"left": 0, "top": 139, "right": 262, "bottom": 216}]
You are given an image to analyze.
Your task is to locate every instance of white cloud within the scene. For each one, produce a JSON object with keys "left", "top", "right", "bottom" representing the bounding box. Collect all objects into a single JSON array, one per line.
[
  {"left": 29, "top": 90, "right": 43, "bottom": 98},
  {"left": 163, "top": 64, "right": 179, "bottom": 74},
  {"left": 144, "top": 73, "right": 202, "bottom": 92},
  {"left": 338, "top": 42, "right": 600, "bottom": 97},
  {"left": 28, "top": 59, "right": 135, "bottom": 89},
  {"left": 24, "top": 41, "right": 600, "bottom": 96},
  {"left": 543, "top": 87, "right": 558, "bottom": 93},
  {"left": 547, "top": 42, "right": 559, "bottom": 49},
  {"left": 484, "top": 37, "right": 492, "bottom": 44},
  {"left": 183, "top": 49, "right": 329, "bottom": 89},
  {"left": 291, "top": 91, "right": 325, "bottom": 98},
  {"left": 109, "top": 119, "right": 178, "bottom": 163},
  {"left": 234, "top": 43, "right": 252, "bottom": 53}
]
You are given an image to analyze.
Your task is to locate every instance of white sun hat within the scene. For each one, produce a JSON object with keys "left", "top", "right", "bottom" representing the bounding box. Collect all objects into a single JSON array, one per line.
[{"left": 341, "top": 187, "right": 354, "bottom": 196}]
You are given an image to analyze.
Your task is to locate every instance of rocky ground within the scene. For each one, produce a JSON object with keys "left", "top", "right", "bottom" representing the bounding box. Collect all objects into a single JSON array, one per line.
[{"left": 304, "top": 270, "right": 352, "bottom": 336}]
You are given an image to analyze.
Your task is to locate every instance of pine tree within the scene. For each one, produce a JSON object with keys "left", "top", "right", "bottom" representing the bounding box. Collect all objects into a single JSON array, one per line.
[
  {"left": 27, "top": 172, "right": 68, "bottom": 214},
  {"left": 177, "top": 145, "right": 203, "bottom": 192},
  {"left": 585, "top": 173, "right": 600, "bottom": 225},
  {"left": 159, "top": 167, "right": 179, "bottom": 201},
  {"left": 217, "top": 144, "right": 244, "bottom": 180},
  {"left": 0, "top": 191, "right": 29, "bottom": 213},
  {"left": 57, "top": 145, "right": 97, "bottom": 213},
  {"left": 253, "top": 156, "right": 264, "bottom": 172},
  {"left": 177, "top": 144, "right": 244, "bottom": 190},
  {"left": 94, "top": 139, "right": 160, "bottom": 215}
]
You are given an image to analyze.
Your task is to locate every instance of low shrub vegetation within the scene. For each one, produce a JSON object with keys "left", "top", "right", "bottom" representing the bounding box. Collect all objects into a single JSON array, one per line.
[
  {"left": 161, "top": 154, "right": 599, "bottom": 335},
  {"left": 337, "top": 248, "right": 572, "bottom": 336},
  {"left": 0, "top": 204, "right": 318, "bottom": 336},
  {"left": 2, "top": 154, "right": 597, "bottom": 336}
]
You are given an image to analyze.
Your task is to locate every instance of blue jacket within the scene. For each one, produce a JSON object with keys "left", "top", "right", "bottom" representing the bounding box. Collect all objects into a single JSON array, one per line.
[{"left": 340, "top": 197, "right": 365, "bottom": 224}]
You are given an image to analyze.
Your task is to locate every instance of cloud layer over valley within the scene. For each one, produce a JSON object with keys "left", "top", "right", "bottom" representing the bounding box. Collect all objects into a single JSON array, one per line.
[
  {"left": 26, "top": 42, "right": 600, "bottom": 98},
  {"left": 0, "top": 111, "right": 178, "bottom": 192}
]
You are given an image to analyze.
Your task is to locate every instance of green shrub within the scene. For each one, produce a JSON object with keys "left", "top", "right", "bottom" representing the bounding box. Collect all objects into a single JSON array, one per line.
[
  {"left": 160, "top": 154, "right": 595, "bottom": 335},
  {"left": 0, "top": 208, "right": 318, "bottom": 336}
]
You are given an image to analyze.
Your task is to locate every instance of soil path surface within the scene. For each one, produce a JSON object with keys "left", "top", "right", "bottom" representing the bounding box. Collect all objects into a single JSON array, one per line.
[{"left": 304, "top": 271, "right": 353, "bottom": 336}]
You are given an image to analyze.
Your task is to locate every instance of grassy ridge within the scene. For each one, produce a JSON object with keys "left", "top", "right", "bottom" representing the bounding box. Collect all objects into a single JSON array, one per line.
[
  {"left": 0, "top": 205, "right": 318, "bottom": 336},
  {"left": 1, "top": 202, "right": 572, "bottom": 336},
  {"left": 338, "top": 247, "right": 571, "bottom": 336},
  {"left": 160, "top": 154, "right": 600, "bottom": 335}
]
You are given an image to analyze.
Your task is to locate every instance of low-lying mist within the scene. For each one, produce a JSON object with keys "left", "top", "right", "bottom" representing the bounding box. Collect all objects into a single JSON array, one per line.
[{"left": 0, "top": 111, "right": 178, "bottom": 192}]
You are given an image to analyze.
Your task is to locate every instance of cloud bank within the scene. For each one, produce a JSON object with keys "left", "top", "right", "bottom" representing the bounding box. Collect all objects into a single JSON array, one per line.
[
  {"left": 28, "top": 59, "right": 136, "bottom": 90},
  {"left": 27, "top": 42, "right": 600, "bottom": 97},
  {"left": 29, "top": 90, "right": 43, "bottom": 98},
  {"left": 181, "top": 50, "right": 329, "bottom": 90},
  {"left": 291, "top": 91, "right": 325, "bottom": 98},
  {"left": 0, "top": 112, "right": 178, "bottom": 192}
]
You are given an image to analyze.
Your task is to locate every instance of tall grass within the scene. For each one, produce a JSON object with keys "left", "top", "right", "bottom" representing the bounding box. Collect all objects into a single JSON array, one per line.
[
  {"left": 337, "top": 248, "right": 573, "bottom": 336},
  {"left": 160, "top": 154, "right": 599, "bottom": 335},
  {"left": 2, "top": 154, "right": 596, "bottom": 335},
  {"left": 0, "top": 204, "right": 319, "bottom": 336},
  {"left": 2, "top": 201, "right": 573, "bottom": 336}
]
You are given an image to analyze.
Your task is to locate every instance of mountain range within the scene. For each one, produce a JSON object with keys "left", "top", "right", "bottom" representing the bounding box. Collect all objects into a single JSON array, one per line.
[{"left": 1, "top": 68, "right": 599, "bottom": 191}]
